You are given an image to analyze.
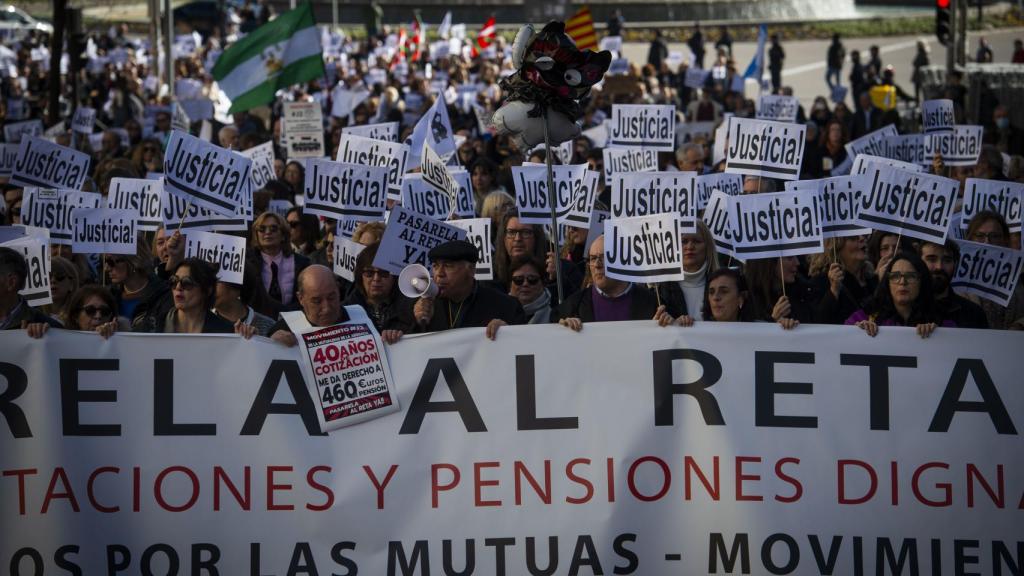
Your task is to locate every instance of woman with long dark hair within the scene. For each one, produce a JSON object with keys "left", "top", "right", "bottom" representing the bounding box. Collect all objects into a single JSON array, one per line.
[
  {"left": 702, "top": 268, "right": 756, "bottom": 323},
  {"left": 846, "top": 252, "right": 952, "bottom": 337}
]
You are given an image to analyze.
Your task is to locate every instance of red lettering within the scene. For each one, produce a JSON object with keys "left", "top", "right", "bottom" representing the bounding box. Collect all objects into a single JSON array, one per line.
[
  {"left": 213, "top": 466, "right": 251, "bottom": 511},
  {"left": 363, "top": 464, "right": 399, "bottom": 510},
  {"left": 684, "top": 457, "right": 720, "bottom": 501},
  {"left": 912, "top": 462, "right": 951, "bottom": 507},
  {"left": 513, "top": 460, "right": 552, "bottom": 505},
  {"left": 306, "top": 466, "right": 334, "bottom": 511},
  {"left": 838, "top": 459, "right": 877, "bottom": 505},
  {"left": 431, "top": 463, "right": 459, "bottom": 508},
  {"left": 132, "top": 466, "right": 141, "bottom": 512},
  {"left": 890, "top": 461, "right": 899, "bottom": 506},
  {"left": 2, "top": 468, "right": 37, "bottom": 516},
  {"left": 627, "top": 456, "right": 671, "bottom": 502},
  {"left": 565, "top": 458, "right": 594, "bottom": 504},
  {"left": 87, "top": 466, "right": 120, "bottom": 513},
  {"left": 474, "top": 462, "right": 501, "bottom": 507},
  {"left": 735, "top": 456, "right": 763, "bottom": 502},
  {"left": 966, "top": 464, "right": 1004, "bottom": 508},
  {"left": 41, "top": 467, "right": 79, "bottom": 513},
  {"left": 774, "top": 458, "right": 802, "bottom": 503},
  {"left": 267, "top": 465, "right": 294, "bottom": 511},
  {"left": 606, "top": 457, "right": 616, "bottom": 503},
  {"left": 154, "top": 466, "right": 199, "bottom": 512}
]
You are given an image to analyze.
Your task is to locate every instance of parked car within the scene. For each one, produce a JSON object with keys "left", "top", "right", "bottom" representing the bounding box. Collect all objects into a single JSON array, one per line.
[{"left": 0, "top": 5, "right": 53, "bottom": 41}]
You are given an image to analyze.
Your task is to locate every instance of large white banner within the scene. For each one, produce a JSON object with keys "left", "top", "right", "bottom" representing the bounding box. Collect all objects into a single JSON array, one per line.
[{"left": 0, "top": 324, "right": 1020, "bottom": 574}]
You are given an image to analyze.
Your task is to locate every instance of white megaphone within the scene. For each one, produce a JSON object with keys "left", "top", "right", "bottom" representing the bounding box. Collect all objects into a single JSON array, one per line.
[{"left": 398, "top": 264, "right": 438, "bottom": 299}]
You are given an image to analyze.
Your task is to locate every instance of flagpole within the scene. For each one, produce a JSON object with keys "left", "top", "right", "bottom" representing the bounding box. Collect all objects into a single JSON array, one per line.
[{"left": 543, "top": 109, "right": 564, "bottom": 304}]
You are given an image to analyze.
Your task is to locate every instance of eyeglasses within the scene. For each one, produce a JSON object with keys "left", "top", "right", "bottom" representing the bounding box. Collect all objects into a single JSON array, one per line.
[
  {"left": 104, "top": 257, "right": 126, "bottom": 267},
  {"left": 81, "top": 305, "right": 112, "bottom": 318},
  {"left": 361, "top": 269, "right": 390, "bottom": 279},
  {"left": 511, "top": 274, "right": 541, "bottom": 286},
  {"left": 585, "top": 255, "right": 604, "bottom": 266},
  {"left": 257, "top": 225, "right": 280, "bottom": 234},
  {"left": 971, "top": 232, "right": 1005, "bottom": 243},
  {"left": 168, "top": 275, "right": 199, "bottom": 290},
  {"left": 505, "top": 229, "right": 535, "bottom": 239},
  {"left": 888, "top": 271, "right": 921, "bottom": 284}
]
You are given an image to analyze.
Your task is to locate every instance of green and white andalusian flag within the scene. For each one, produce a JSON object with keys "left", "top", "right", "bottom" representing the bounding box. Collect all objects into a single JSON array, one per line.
[{"left": 212, "top": 2, "right": 324, "bottom": 113}]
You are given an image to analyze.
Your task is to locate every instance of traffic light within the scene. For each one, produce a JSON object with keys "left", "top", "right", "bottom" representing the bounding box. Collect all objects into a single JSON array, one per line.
[{"left": 936, "top": 0, "right": 951, "bottom": 46}]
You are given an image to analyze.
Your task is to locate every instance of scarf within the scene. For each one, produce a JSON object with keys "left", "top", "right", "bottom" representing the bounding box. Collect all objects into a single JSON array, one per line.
[{"left": 521, "top": 289, "right": 552, "bottom": 324}]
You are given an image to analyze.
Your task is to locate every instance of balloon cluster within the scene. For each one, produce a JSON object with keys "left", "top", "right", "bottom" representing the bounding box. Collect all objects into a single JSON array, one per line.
[{"left": 490, "top": 22, "right": 611, "bottom": 150}]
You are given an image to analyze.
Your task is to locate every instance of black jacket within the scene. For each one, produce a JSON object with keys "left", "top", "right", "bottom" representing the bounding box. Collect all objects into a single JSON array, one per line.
[
  {"left": 811, "top": 272, "right": 879, "bottom": 325},
  {"left": 558, "top": 284, "right": 659, "bottom": 323},
  {"left": 246, "top": 251, "right": 311, "bottom": 318},
  {"left": 416, "top": 282, "right": 526, "bottom": 333},
  {"left": 343, "top": 289, "right": 417, "bottom": 333},
  {"left": 936, "top": 293, "right": 988, "bottom": 329},
  {"left": 1, "top": 298, "right": 62, "bottom": 330}
]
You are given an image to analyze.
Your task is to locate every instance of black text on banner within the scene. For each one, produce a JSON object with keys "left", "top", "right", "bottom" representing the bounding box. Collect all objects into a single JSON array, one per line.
[
  {"left": 922, "top": 99, "right": 954, "bottom": 134},
  {"left": 951, "top": 239, "right": 1024, "bottom": 307},
  {"left": 926, "top": 125, "right": 984, "bottom": 166},
  {"left": 609, "top": 171, "right": 697, "bottom": 233},
  {"left": 961, "top": 178, "right": 1022, "bottom": 234},
  {"left": 512, "top": 164, "right": 598, "bottom": 226},
  {"left": 607, "top": 104, "right": 676, "bottom": 150},
  {"left": 725, "top": 116, "right": 806, "bottom": 180},
  {"left": 603, "top": 213, "right": 685, "bottom": 283},
  {"left": 303, "top": 159, "right": 389, "bottom": 222},
  {"left": 371, "top": 206, "right": 467, "bottom": 274},
  {"left": 857, "top": 165, "right": 959, "bottom": 244},
  {"left": 184, "top": 230, "right": 247, "bottom": 285},
  {"left": 11, "top": 137, "right": 90, "bottom": 191},
  {"left": 730, "top": 190, "right": 823, "bottom": 258},
  {"left": 19, "top": 188, "right": 102, "bottom": 244},
  {"left": 163, "top": 131, "right": 253, "bottom": 217},
  {"left": 70, "top": 208, "right": 138, "bottom": 255},
  {"left": 107, "top": 178, "right": 164, "bottom": 231}
]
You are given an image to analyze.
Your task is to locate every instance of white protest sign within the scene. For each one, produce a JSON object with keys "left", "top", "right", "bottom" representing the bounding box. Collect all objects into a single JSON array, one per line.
[
  {"left": 11, "top": 137, "right": 90, "bottom": 191},
  {"left": 3, "top": 119, "right": 43, "bottom": 144},
  {"left": 607, "top": 58, "right": 630, "bottom": 76},
  {"left": 607, "top": 104, "right": 675, "bottom": 151},
  {"left": 371, "top": 206, "right": 467, "bottom": 274},
  {"left": 342, "top": 121, "right": 399, "bottom": 143},
  {"left": 180, "top": 98, "right": 214, "bottom": 122},
  {"left": 926, "top": 124, "right": 984, "bottom": 166},
  {"left": 405, "top": 95, "right": 456, "bottom": 168},
  {"left": 512, "top": 164, "right": 599, "bottom": 227},
  {"left": 0, "top": 143, "right": 17, "bottom": 178},
  {"left": 844, "top": 125, "right": 899, "bottom": 160},
  {"left": 184, "top": 230, "right": 247, "bottom": 284},
  {"left": 70, "top": 208, "right": 137, "bottom": 255},
  {"left": 330, "top": 86, "right": 371, "bottom": 118},
  {"left": 609, "top": 171, "right": 698, "bottom": 233},
  {"left": 858, "top": 165, "right": 959, "bottom": 244},
  {"left": 303, "top": 159, "right": 388, "bottom": 222},
  {"left": 240, "top": 141, "right": 276, "bottom": 192},
  {"left": 71, "top": 107, "right": 97, "bottom": 135},
  {"left": 850, "top": 153, "right": 924, "bottom": 176},
  {"left": 684, "top": 67, "right": 710, "bottom": 89},
  {"left": 421, "top": 140, "right": 460, "bottom": 214},
  {"left": 400, "top": 174, "right": 453, "bottom": 221},
  {"left": 603, "top": 213, "right": 685, "bottom": 283},
  {"left": 811, "top": 175, "right": 873, "bottom": 238},
  {"left": 922, "top": 98, "right": 955, "bottom": 134},
  {"left": 333, "top": 236, "right": 365, "bottom": 283},
  {"left": 284, "top": 101, "right": 325, "bottom": 159},
  {"left": 695, "top": 172, "right": 742, "bottom": 211},
  {"left": 448, "top": 218, "right": 494, "bottom": 280},
  {"left": 164, "top": 131, "right": 252, "bottom": 217},
  {"left": 756, "top": 95, "right": 798, "bottom": 122},
  {"left": 725, "top": 116, "right": 806, "bottom": 181},
  {"left": 603, "top": 146, "right": 657, "bottom": 181},
  {"left": 0, "top": 225, "right": 51, "bottom": 306},
  {"left": 285, "top": 307, "right": 400, "bottom": 431},
  {"left": 702, "top": 189, "right": 740, "bottom": 259},
  {"left": 336, "top": 133, "right": 410, "bottom": 200},
  {"left": 951, "top": 239, "right": 1024, "bottom": 307},
  {"left": 599, "top": 35, "right": 623, "bottom": 53},
  {"left": 730, "top": 190, "right": 823, "bottom": 259},
  {"left": 160, "top": 192, "right": 246, "bottom": 233},
  {"left": 961, "top": 178, "right": 1022, "bottom": 233},
  {"left": 20, "top": 188, "right": 102, "bottom": 244},
  {"left": 581, "top": 122, "right": 609, "bottom": 148},
  {"left": 107, "top": 178, "right": 164, "bottom": 231},
  {"left": 880, "top": 134, "right": 929, "bottom": 165},
  {"left": 712, "top": 120, "right": 728, "bottom": 166},
  {"left": 171, "top": 101, "right": 191, "bottom": 133},
  {"left": 448, "top": 169, "right": 476, "bottom": 219}
]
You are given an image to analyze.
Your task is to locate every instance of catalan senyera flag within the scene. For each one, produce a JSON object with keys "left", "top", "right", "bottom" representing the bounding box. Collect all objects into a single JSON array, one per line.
[
  {"left": 566, "top": 6, "right": 598, "bottom": 51},
  {"left": 470, "top": 16, "right": 496, "bottom": 58}
]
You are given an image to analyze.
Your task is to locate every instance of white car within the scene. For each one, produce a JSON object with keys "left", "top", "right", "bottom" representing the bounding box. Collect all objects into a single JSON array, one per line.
[{"left": 0, "top": 5, "right": 54, "bottom": 41}]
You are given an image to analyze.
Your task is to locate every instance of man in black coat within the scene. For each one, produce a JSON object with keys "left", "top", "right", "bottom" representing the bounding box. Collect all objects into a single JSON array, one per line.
[
  {"left": 413, "top": 240, "right": 526, "bottom": 339},
  {"left": 0, "top": 247, "right": 62, "bottom": 331},
  {"left": 918, "top": 241, "right": 988, "bottom": 329}
]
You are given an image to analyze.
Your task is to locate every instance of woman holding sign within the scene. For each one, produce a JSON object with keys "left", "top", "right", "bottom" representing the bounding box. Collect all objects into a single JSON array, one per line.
[
  {"left": 744, "top": 257, "right": 813, "bottom": 330},
  {"left": 846, "top": 253, "right": 951, "bottom": 337},
  {"left": 964, "top": 210, "right": 1024, "bottom": 329},
  {"left": 809, "top": 236, "right": 878, "bottom": 325},
  {"left": 655, "top": 221, "right": 719, "bottom": 325}
]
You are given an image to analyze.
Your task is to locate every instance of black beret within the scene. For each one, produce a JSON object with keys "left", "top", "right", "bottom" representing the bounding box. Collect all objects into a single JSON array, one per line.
[{"left": 428, "top": 240, "right": 479, "bottom": 263}]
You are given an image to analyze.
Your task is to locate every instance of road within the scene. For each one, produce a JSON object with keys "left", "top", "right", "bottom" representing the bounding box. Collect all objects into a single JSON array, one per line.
[{"left": 622, "top": 27, "right": 1024, "bottom": 109}]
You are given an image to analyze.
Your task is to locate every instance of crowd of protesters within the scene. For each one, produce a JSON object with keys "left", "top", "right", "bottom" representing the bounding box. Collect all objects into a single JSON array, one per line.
[{"left": 1, "top": 8, "right": 1023, "bottom": 346}]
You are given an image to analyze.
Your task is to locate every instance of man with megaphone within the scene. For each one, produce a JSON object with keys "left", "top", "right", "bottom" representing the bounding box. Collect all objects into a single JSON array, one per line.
[{"left": 406, "top": 240, "right": 526, "bottom": 340}]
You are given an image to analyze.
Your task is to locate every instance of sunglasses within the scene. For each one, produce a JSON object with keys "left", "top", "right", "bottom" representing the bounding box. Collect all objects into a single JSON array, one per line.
[
  {"left": 511, "top": 274, "right": 541, "bottom": 286},
  {"left": 168, "top": 275, "right": 199, "bottom": 290},
  {"left": 362, "top": 269, "right": 390, "bottom": 279},
  {"left": 81, "top": 305, "right": 112, "bottom": 318},
  {"left": 257, "top": 225, "right": 280, "bottom": 234}
]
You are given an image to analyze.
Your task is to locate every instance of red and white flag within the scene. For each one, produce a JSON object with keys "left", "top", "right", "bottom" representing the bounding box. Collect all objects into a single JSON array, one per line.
[{"left": 470, "top": 16, "right": 496, "bottom": 58}]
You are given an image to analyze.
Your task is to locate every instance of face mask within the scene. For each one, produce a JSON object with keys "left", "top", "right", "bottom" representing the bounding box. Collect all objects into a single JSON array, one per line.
[{"left": 996, "top": 117, "right": 1010, "bottom": 129}]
